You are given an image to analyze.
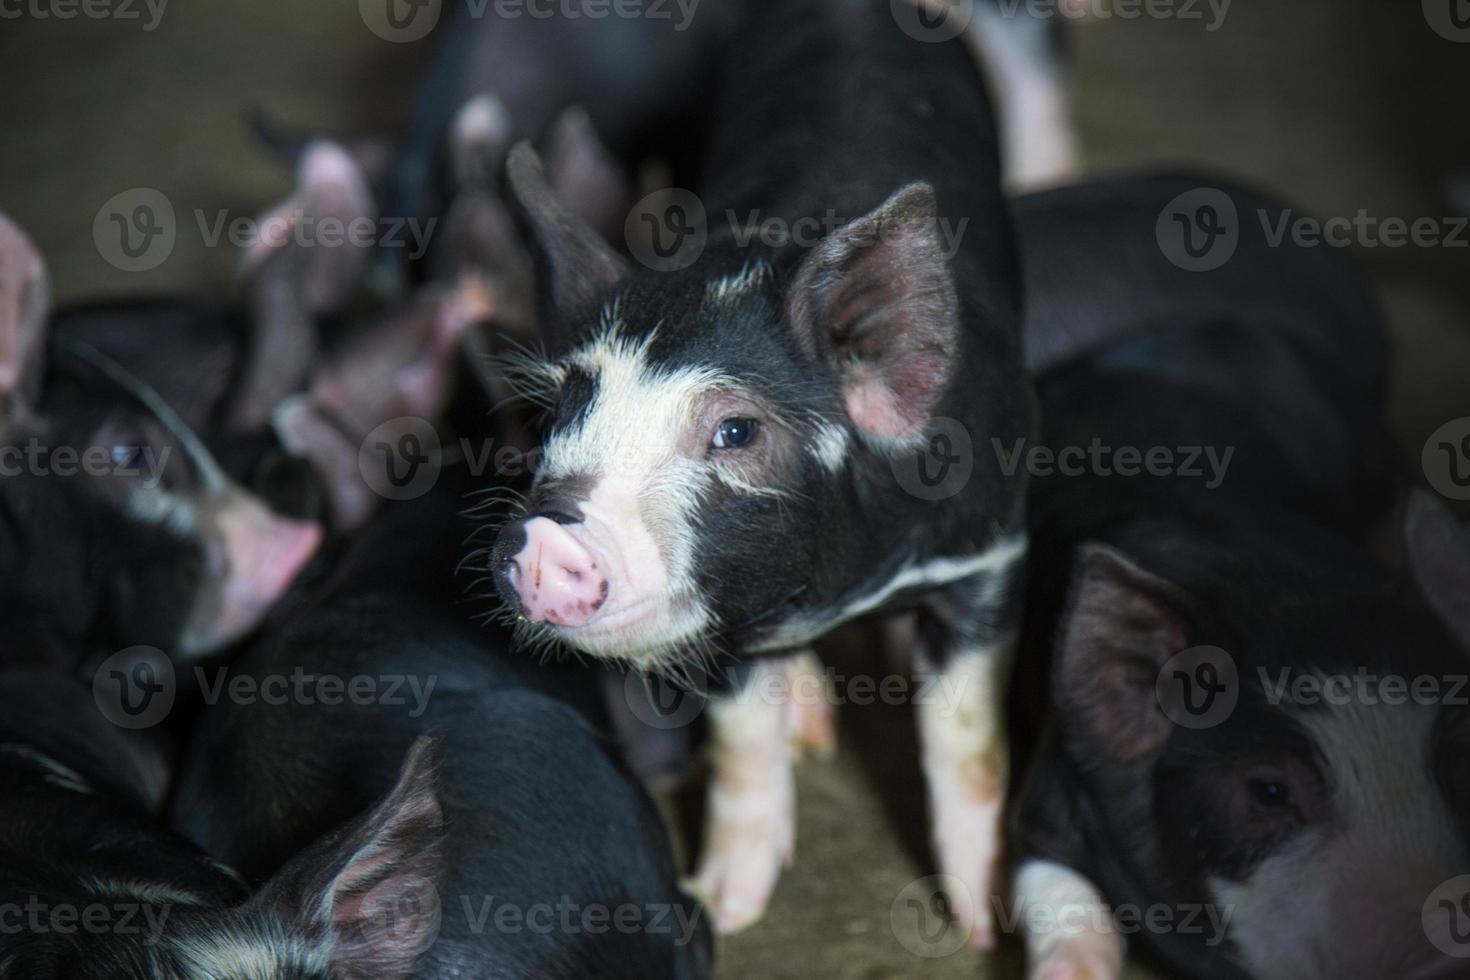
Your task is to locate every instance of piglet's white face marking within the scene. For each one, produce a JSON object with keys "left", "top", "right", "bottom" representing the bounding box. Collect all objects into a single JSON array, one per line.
[
  {"left": 1210, "top": 698, "right": 1465, "bottom": 980},
  {"left": 520, "top": 322, "right": 788, "bottom": 667}
]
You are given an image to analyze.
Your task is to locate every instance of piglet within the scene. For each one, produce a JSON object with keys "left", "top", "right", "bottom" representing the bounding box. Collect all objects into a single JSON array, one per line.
[
  {"left": 0, "top": 665, "right": 445, "bottom": 979},
  {"left": 1005, "top": 175, "right": 1466, "bottom": 980},
  {"left": 169, "top": 460, "right": 713, "bottom": 980},
  {"left": 0, "top": 213, "right": 321, "bottom": 665}
]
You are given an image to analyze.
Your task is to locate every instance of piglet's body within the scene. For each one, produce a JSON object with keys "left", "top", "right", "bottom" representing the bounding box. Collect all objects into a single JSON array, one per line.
[
  {"left": 491, "top": 0, "right": 1032, "bottom": 938},
  {"left": 171, "top": 463, "right": 712, "bottom": 980},
  {"left": 1007, "top": 175, "right": 1467, "bottom": 980},
  {"left": 0, "top": 667, "right": 446, "bottom": 979}
]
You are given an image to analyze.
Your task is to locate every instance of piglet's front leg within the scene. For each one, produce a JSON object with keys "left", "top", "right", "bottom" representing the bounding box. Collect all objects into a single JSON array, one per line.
[
  {"left": 1014, "top": 860, "right": 1124, "bottom": 980},
  {"left": 915, "top": 548, "right": 1026, "bottom": 949},
  {"left": 689, "top": 651, "right": 833, "bottom": 933}
]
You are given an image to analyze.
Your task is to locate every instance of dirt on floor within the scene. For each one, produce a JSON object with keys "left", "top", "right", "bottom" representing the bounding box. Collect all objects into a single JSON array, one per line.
[{"left": 3, "top": 1, "right": 1468, "bottom": 977}]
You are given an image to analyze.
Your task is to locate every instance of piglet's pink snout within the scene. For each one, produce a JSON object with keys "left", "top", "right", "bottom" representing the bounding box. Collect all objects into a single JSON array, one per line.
[{"left": 507, "top": 517, "right": 608, "bottom": 627}]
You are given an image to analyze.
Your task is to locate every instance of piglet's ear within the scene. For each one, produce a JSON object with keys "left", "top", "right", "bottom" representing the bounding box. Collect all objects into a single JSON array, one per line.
[
  {"left": 507, "top": 141, "right": 630, "bottom": 347},
  {"left": 448, "top": 94, "right": 513, "bottom": 190},
  {"left": 788, "top": 182, "right": 960, "bottom": 443},
  {"left": 546, "top": 107, "right": 634, "bottom": 246},
  {"left": 0, "top": 212, "right": 50, "bottom": 422},
  {"left": 1404, "top": 489, "right": 1470, "bottom": 649},
  {"left": 1055, "top": 544, "right": 1191, "bottom": 764},
  {"left": 253, "top": 736, "right": 445, "bottom": 980},
  {"left": 227, "top": 141, "right": 377, "bottom": 434}
]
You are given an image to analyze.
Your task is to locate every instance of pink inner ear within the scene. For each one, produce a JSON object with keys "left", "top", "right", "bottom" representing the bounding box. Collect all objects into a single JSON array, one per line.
[
  {"left": 789, "top": 183, "right": 960, "bottom": 443},
  {"left": 843, "top": 373, "right": 919, "bottom": 441}
]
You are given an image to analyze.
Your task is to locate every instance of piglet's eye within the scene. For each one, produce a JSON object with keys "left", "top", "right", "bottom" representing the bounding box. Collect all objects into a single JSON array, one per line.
[
  {"left": 1247, "top": 778, "right": 1293, "bottom": 809},
  {"left": 711, "top": 418, "right": 759, "bottom": 450}
]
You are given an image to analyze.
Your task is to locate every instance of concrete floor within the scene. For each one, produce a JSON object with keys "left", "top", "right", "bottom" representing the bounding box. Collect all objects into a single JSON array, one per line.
[{"left": 3, "top": 1, "right": 1468, "bottom": 977}]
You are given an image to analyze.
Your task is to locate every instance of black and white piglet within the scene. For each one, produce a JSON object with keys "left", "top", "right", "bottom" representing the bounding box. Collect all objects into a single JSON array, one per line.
[
  {"left": 1005, "top": 175, "right": 1467, "bottom": 980},
  {"left": 0, "top": 213, "right": 320, "bottom": 666},
  {"left": 487, "top": 0, "right": 1031, "bottom": 938},
  {"left": 170, "top": 462, "right": 712, "bottom": 980},
  {"left": 0, "top": 666, "right": 445, "bottom": 979}
]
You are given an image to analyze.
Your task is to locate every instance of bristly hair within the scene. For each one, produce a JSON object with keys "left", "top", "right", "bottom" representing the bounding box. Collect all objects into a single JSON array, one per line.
[{"left": 492, "top": 343, "right": 565, "bottom": 411}]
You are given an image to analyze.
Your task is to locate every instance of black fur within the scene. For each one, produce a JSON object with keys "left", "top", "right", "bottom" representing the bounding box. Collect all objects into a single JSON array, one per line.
[{"left": 1008, "top": 174, "right": 1467, "bottom": 980}]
